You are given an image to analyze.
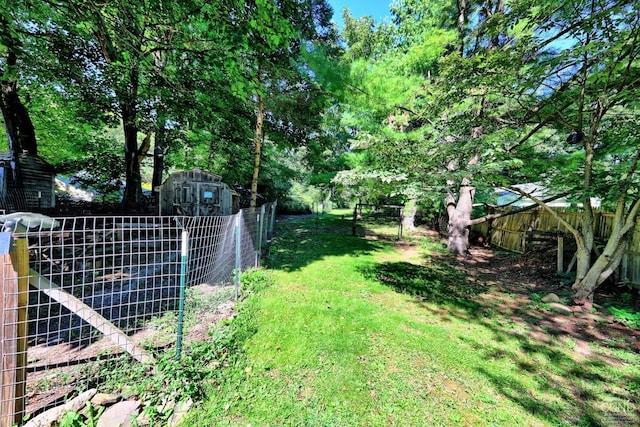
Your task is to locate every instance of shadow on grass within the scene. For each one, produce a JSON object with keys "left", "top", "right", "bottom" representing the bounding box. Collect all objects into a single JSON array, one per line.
[
  {"left": 267, "top": 215, "right": 640, "bottom": 425},
  {"left": 466, "top": 305, "right": 640, "bottom": 426},
  {"left": 363, "top": 252, "right": 640, "bottom": 425},
  {"left": 470, "top": 329, "right": 640, "bottom": 426},
  {"left": 264, "top": 214, "right": 386, "bottom": 272},
  {"left": 360, "top": 261, "right": 487, "bottom": 313}
]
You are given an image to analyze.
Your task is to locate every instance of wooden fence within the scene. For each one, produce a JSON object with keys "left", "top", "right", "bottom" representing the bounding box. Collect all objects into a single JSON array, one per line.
[{"left": 471, "top": 207, "right": 640, "bottom": 287}]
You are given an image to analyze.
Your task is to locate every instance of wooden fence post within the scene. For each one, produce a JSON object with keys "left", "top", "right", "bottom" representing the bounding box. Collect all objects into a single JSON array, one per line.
[
  {"left": 1, "top": 235, "right": 28, "bottom": 427},
  {"left": 352, "top": 204, "right": 358, "bottom": 236},
  {"left": 557, "top": 235, "right": 564, "bottom": 273}
]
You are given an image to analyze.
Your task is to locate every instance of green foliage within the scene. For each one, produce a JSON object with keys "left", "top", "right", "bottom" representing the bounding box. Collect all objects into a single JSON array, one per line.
[
  {"left": 238, "top": 269, "right": 274, "bottom": 298},
  {"left": 59, "top": 411, "right": 84, "bottom": 427},
  {"left": 331, "top": 0, "right": 640, "bottom": 216},
  {"left": 2, "top": 0, "right": 338, "bottom": 207},
  {"left": 341, "top": 10, "right": 392, "bottom": 61},
  {"left": 59, "top": 403, "right": 103, "bottom": 427},
  {"left": 608, "top": 306, "right": 640, "bottom": 329}
]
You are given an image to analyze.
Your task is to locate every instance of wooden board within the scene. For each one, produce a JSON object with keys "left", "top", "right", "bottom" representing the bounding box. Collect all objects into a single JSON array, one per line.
[{"left": 28, "top": 270, "right": 155, "bottom": 365}]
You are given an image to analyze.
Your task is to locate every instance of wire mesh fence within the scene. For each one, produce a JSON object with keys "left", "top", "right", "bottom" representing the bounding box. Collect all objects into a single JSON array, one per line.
[
  {"left": 0, "top": 202, "right": 276, "bottom": 425},
  {"left": 352, "top": 203, "right": 404, "bottom": 240}
]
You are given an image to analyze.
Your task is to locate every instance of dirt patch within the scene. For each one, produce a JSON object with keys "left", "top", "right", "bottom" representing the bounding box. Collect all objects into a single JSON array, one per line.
[
  {"left": 184, "top": 284, "right": 236, "bottom": 344},
  {"left": 462, "top": 244, "right": 639, "bottom": 353},
  {"left": 24, "top": 284, "right": 236, "bottom": 418},
  {"left": 392, "top": 234, "right": 640, "bottom": 356}
]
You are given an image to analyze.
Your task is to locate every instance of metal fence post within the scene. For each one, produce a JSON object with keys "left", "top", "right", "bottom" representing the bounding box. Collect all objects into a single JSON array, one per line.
[
  {"left": 234, "top": 213, "right": 241, "bottom": 299},
  {"left": 176, "top": 228, "right": 189, "bottom": 360},
  {"left": 261, "top": 204, "right": 267, "bottom": 248},
  {"left": 269, "top": 201, "right": 277, "bottom": 238},
  {"left": 256, "top": 205, "right": 265, "bottom": 267}
]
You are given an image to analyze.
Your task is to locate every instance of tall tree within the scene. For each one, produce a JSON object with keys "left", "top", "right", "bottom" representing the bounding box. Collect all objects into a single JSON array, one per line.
[
  {"left": 37, "top": 0, "right": 244, "bottom": 211},
  {"left": 0, "top": 0, "right": 42, "bottom": 187},
  {"left": 230, "top": 0, "right": 334, "bottom": 208},
  {"left": 501, "top": 0, "right": 640, "bottom": 302},
  {"left": 331, "top": 1, "right": 454, "bottom": 212},
  {"left": 405, "top": 0, "right": 640, "bottom": 301}
]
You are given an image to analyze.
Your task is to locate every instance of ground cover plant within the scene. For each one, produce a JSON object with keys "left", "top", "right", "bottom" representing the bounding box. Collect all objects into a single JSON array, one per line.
[
  {"left": 186, "top": 211, "right": 640, "bottom": 426},
  {"left": 49, "top": 285, "right": 237, "bottom": 426}
]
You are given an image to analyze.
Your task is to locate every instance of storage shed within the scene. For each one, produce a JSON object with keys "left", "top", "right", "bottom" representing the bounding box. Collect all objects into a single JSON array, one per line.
[
  {"left": 0, "top": 153, "right": 55, "bottom": 211},
  {"left": 158, "top": 168, "right": 236, "bottom": 216}
]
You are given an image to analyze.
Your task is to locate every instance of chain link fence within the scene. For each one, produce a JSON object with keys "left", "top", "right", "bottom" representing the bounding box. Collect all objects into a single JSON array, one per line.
[{"left": 0, "top": 203, "right": 276, "bottom": 425}]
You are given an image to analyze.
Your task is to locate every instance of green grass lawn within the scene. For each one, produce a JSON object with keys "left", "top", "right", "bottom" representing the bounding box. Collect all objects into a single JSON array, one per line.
[{"left": 185, "top": 211, "right": 640, "bottom": 426}]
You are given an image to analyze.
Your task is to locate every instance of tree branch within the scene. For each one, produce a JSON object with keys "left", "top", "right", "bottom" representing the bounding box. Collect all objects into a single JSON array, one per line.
[
  {"left": 507, "top": 186, "right": 581, "bottom": 242},
  {"left": 469, "top": 191, "right": 570, "bottom": 226}
]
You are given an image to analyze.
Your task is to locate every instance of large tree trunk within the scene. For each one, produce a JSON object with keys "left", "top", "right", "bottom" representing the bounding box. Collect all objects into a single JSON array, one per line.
[
  {"left": 121, "top": 106, "right": 144, "bottom": 211},
  {"left": 572, "top": 199, "right": 639, "bottom": 302},
  {"left": 572, "top": 240, "right": 593, "bottom": 293},
  {"left": 402, "top": 198, "right": 417, "bottom": 231},
  {"left": 573, "top": 238, "right": 629, "bottom": 303},
  {"left": 1, "top": 82, "right": 38, "bottom": 156},
  {"left": 0, "top": 94, "right": 22, "bottom": 187},
  {"left": 573, "top": 201, "right": 596, "bottom": 287},
  {"left": 250, "top": 93, "right": 264, "bottom": 209},
  {"left": 1, "top": 47, "right": 38, "bottom": 189},
  {"left": 447, "top": 186, "right": 475, "bottom": 255}
]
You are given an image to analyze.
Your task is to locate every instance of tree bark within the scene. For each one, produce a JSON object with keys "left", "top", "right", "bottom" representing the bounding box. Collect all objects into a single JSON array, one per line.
[
  {"left": 456, "top": 0, "right": 467, "bottom": 55},
  {"left": 573, "top": 198, "right": 640, "bottom": 302},
  {"left": 402, "top": 198, "right": 417, "bottom": 231},
  {"left": 152, "top": 121, "right": 164, "bottom": 203},
  {"left": 1, "top": 45, "right": 38, "bottom": 189},
  {"left": 0, "top": 32, "right": 38, "bottom": 157},
  {"left": 121, "top": 105, "right": 144, "bottom": 211},
  {"left": 91, "top": 10, "right": 145, "bottom": 211},
  {"left": 447, "top": 186, "right": 475, "bottom": 255},
  {"left": 250, "top": 93, "right": 264, "bottom": 209},
  {"left": 1, "top": 82, "right": 38, "bottom": 157}
]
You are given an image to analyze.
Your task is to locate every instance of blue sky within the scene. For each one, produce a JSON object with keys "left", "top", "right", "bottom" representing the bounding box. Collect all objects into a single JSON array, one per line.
[{"left": 327, "top": 0, "right": 391, "bottom": 28}]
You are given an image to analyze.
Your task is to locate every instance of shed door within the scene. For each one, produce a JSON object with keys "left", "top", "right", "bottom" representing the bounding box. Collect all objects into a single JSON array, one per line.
[{"left": 172, "top": 181, "right": 221, "bottom": 216}]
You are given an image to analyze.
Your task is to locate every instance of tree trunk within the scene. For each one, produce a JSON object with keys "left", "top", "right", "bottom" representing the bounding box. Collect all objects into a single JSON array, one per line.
[
  {"left": 250, "top": 93, "right": 264, "bottom": 209},
  {"left": 1, "top": 47, "right": 38, "bottom": 189},
  {"left": 1, "top": 43, "right": 38, "bottom": 157},
  {"left": 402, "top": 198, "right": 417, "bottom": 231},
  {"left": 121, "top": 106, "right": 143, "bottom": 211},
  {"left": 573, "top": 203, "right": 596, "bottom": 287},
  {"left": 152, "top": 144, "right": 163, "bottom": 204},
  {"left": 447, "top": 186, "right": 475, "bottom": 255},
  {"left": 456, "top": 0, "right": 467, "bottom": 55},
  {"left": 573, "top": 202, "right": 638, "bottom": 302},
  {"left": 573, "top": 238, "right": 628, "bottom": 302},
  {"left": 152, "top": 111, "right": 166, "bottom": 199},
  {"left": 1, "top": 84, "right": 38, "bottom": 157},
  {"left": 0, "top": 95, "right": 22, "bottom": 187}
]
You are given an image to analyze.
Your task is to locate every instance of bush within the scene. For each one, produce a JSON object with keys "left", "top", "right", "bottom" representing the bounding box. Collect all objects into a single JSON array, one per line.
[{"left": 277, "top": 199, "right": 311, "bottom": 215}]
